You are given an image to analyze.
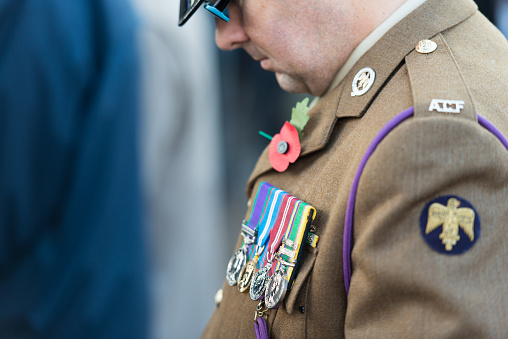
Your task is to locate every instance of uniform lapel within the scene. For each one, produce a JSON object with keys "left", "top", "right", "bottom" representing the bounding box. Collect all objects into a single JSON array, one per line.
[
  {"left": 246, "top": 0, "right": 478, "bottom": 192},
  {"left": 246, "top": 81, "right": 345, "bottom": 187}
]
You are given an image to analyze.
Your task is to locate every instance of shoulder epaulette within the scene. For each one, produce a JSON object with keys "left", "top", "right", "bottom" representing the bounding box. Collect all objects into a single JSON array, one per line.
[{"left": 405, "top": 33, "right": 477, "bottom": 122}]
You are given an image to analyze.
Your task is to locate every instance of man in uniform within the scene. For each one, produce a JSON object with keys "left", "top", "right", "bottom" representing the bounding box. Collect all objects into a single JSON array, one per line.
[{"left": 181, "top": 0, "right": 508, "bottom": 337}]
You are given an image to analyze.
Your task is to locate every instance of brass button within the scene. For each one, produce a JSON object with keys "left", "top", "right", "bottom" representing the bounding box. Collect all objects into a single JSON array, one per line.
[{"left": 416, "top": 39, "right": 437, "bottom": 54}]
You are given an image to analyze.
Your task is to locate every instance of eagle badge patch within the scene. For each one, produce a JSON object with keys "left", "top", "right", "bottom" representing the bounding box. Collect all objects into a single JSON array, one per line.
[{"left": 419, "top": 196, "right": 480, "bottom": 255}]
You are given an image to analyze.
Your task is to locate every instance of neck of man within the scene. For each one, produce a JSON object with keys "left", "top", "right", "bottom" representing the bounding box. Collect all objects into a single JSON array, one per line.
[{"left": 317, "top": 0, "right": 427, "bottom": 99}]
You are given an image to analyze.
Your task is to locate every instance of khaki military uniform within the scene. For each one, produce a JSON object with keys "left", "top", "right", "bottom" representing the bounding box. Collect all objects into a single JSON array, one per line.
[{"left": 204, "top": 0, "right": 508, "bottom": 337}]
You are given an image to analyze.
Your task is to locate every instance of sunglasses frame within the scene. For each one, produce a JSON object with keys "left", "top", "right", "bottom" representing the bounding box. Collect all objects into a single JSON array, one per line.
[{"left": 179, "top": 0, "right": 231, "bottom": 26}]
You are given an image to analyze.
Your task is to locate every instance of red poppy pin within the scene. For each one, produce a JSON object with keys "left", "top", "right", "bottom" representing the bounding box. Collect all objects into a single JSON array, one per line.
[{"left": 259, "top": 98, "right": 310, "bottom": 172}]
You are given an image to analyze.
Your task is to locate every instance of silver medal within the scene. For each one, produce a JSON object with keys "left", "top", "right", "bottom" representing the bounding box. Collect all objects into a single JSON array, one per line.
[
  {"left": 250, "top": 266, "right": 270, "bottom": 300},
  {"left": 226, "top": 247, "right": 247, "bottom": 286},
  {"left": 265, "top": 268, "right": 288, "bottom": 309}
]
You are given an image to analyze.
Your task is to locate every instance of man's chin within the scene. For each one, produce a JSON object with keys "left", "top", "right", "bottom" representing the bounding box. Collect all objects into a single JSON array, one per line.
[{"left": 275, "top": 72, "right": 309, "bottom": 94}]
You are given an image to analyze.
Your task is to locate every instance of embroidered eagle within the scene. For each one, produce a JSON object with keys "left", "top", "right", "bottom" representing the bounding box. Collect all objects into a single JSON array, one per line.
[{"left": 426, "top": 197, "right": 475, "bottom": 251}]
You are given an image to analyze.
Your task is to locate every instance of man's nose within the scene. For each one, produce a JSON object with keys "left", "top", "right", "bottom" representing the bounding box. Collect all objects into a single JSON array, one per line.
[{"left": 214, "top": 6, "right": 249, "bottom": 50}]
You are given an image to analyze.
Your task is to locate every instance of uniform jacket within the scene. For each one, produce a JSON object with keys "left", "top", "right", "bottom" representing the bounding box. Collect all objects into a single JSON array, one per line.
[{"left": 203, "top": 0, "right": 508, "bottom": 337}]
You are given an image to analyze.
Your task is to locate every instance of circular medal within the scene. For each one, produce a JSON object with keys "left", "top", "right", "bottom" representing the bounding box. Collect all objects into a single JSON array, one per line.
[
  {"left": 226, "top": 247, "right": 247, "bottom": 286},
  {"left": 265, "top": 268, "right": 288, "bottom": 309},
  {"left": 249, "top": 266, "right": 270, "bottom": 300},
  {"left": 237, "top": 260, "right": 257, "bottom": 293}
]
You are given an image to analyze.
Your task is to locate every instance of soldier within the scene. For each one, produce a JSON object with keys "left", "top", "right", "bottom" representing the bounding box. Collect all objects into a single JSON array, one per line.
[{"left": 180, "top": 0, "right": 508, "bottom": 337}]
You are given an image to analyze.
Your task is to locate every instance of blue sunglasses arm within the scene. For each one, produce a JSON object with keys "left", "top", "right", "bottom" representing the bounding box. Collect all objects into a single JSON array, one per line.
[{"left": 205, "top": 0, "right": 230, "bottom": 22}]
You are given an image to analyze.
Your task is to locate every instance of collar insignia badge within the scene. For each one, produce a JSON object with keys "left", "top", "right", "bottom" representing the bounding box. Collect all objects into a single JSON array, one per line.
[
  {"left": 351, "top": 67, "right": 376, "bottom": 97},
  {"left": 416, "top": 39, "right": 437, "bottom": 54},
  {"left": 420, "top": 196, "right": 481, "bottom": 255}
]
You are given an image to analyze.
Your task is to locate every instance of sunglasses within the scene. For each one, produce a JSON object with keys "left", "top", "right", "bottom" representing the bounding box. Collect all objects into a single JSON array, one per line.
[{"left": 179, "top": 0, "right": 231, "bottom": 26}]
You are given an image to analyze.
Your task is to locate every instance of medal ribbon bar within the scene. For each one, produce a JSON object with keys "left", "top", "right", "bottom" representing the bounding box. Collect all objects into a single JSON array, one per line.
[
  {"left": 263, "top": 198, "right": 299, "bottom": 266},
  {"left": 247, "top": 183, "right": 274, "bottom": 233},
  {"left": 250, "top": 188, "right": 286, "bottom": 261},
  {"left": 249, "top": 194, "right": 297, "bottom": 299},
  {"left": 225, "top": 182, "right": 273, "bottom": 286},
  {"left": 238, "top": 188, "right": 287, "bottom": 292},
  {"left": 270, "top": 201, "right": 306, "bottom": 276},
  {"left": 243, "top": 183, "right": 274, "bottom": 253},
  {"left": 265, "top": 202, "right": 313, "bottom": 309},
  {"left": 274, "top": 204, "right": 316, "bottom": 289}
]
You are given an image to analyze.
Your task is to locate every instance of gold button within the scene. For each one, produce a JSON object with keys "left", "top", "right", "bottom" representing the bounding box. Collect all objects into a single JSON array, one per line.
[{"left": 416, "top": 39, "right": 437, "bottom": 54}]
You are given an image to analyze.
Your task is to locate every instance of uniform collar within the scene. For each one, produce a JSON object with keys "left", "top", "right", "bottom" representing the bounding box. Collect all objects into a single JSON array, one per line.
[
  {"left": 335, "top": 0, "right": 477, "bottom": 120},
  {"left": 323, "top": 0, "right": 428, "bottom": 97},
  {"left": 246, "top": 0, "right": 478, "bottom": 190}
]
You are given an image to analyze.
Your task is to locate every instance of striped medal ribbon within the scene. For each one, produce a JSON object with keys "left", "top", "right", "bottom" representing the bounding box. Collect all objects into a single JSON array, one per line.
[
  {"left": 226, "top": 182, "right": 273, "bottom": 286},
  {"left": 249, "top": 195, "right": 298, "bottom": 300},
  {"left": 237, "top": 188, "right": 287, "bottom": 293},
  {"left": 265, "top": 203, "right": 316, "bottom": 308}
]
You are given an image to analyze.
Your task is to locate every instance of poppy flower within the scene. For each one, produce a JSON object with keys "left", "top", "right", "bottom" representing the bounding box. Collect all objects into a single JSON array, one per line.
[{"left": 268, "top": 122, "right": 301, "bottom": 172}]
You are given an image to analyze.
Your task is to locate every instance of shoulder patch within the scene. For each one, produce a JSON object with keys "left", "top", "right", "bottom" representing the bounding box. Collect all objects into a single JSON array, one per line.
[{"left": 419, "top": 195, "right": 481, "bottom": 255}]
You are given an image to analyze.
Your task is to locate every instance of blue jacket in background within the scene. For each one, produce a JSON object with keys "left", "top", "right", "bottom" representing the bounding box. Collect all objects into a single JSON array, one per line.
[{"left": 0, "top": 0, "right": 148, "bottom": 337}]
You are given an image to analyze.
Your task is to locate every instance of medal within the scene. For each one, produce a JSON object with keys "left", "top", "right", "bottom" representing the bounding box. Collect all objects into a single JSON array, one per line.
[
  {"left": 226, "top": 220, "right": 257, "bottom": 286},
  {"left": 269, "top": 202, "right": 306, "bottom": 276},
  {"left": 226, "top": 183, "right": 273, "bottom": 286},
  {"left": 238, "top": 188, "right": 287, "bottom": 293},
  {"left": 271, "top": 204, "right": 316, "bottom": 291},
  {"left": 264, "top": 254, "right": 297, "bottom": 308},
  {"left": 249, "top": 266, "right": 270, "bottom": 300},
  {"left": 237, "top": 259, "right": 258, "bottom": 292},
  {"left": 250, "top": 197, "right": 298, "bottom": 300},
  {"left": 265, "top": 268, "right": 288, "bottom": 309},
  {"left": 261, "top": 201, "right": 306, "bottom": 308},
  {"left": 226, "top": 241, "right": 248, "bottom": 286}
]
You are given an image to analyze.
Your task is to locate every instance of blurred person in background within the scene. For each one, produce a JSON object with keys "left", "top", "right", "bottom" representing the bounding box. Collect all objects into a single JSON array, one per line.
[
  {"left": 0, "top": 0, "right": 148, "bottom": 337},
  {"left": 475, "top": 0, "right": 508, "bottom": 34},
  {"left": 131, "top": 0, "right": 227, "bottom": 338},
  {"left": 494, "top": 0, "right": 508, "bottom": 36},
  {"left": 476, "top": 0, "right": 496, "bottom": 20}
]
